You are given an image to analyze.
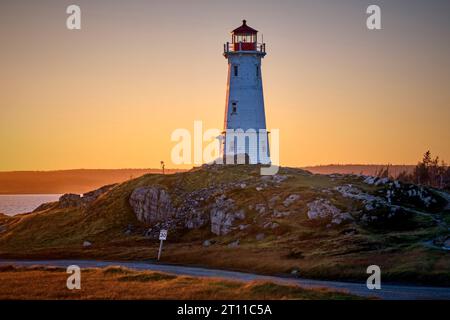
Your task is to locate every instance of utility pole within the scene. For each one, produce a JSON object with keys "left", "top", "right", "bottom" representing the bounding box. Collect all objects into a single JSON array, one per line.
[{"left": 160, "top": 161, "right": 165, "bottom": 175}]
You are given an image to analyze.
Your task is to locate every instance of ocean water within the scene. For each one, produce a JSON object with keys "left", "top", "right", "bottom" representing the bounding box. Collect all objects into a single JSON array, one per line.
[{"left": 0, "top": 194, "right": 61, "bottom": 216}]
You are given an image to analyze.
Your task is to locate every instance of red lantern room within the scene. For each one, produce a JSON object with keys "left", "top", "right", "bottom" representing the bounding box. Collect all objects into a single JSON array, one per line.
[
  {"left": 232, "top": 20, "right": 258, "bottom": 51},
  {"left": 223, "top": 20, "right": 266, "bottom": 57}
]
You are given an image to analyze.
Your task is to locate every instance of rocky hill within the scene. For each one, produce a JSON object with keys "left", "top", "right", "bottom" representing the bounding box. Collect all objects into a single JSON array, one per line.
[{"left": 0, "top": 165, "right": 449, "bottom": 285}]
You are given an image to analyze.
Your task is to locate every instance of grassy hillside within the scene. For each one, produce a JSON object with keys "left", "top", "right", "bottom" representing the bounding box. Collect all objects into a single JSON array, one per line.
[{"left": 0, "top": 165, "right": 449, "bottom": 285}]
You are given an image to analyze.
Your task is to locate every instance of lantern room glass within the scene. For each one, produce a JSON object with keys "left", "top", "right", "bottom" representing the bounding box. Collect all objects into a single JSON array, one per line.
[{"left": 233, "top": 34, "right": 256, "bottom": 43}]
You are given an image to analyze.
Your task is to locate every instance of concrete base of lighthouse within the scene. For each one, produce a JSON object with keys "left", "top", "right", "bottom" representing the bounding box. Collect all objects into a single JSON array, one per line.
[{"left": 221, "top": 130, "right": 271, "bottom": 165}]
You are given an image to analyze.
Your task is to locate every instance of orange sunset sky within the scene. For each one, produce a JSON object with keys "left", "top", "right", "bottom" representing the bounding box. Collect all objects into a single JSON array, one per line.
[{"left": 1, "top": 0, "right": 449, "bottom": 171}]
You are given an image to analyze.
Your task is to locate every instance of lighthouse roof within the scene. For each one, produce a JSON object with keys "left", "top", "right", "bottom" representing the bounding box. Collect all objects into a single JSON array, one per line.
[{"left": 232, "top": 20, "right": 258, "bottom": 34}]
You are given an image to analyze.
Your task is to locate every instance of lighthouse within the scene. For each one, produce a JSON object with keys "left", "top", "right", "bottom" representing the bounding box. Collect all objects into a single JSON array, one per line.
[{"left": 222, "top": 20, "right": 270, "bottom": 164}]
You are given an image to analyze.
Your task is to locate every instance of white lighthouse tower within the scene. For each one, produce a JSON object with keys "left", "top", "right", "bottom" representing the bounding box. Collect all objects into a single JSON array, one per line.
[{"left": 222, "top": 20, "right": 270, "bottom": 164}]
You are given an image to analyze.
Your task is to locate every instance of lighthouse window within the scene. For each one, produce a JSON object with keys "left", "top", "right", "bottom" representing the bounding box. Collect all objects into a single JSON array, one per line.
[
  {"left": 232, "top": 102, "right": 237, "bottom": 114},
  {"left": 234, "top": 65, "right": 239, "bottom": 77},
  {"left": 256, "top": 65, "right": 260, "bottom": 78}
]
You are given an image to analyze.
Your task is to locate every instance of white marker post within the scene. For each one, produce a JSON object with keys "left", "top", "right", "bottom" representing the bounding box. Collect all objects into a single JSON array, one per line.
[{"left": 157, "top": 229, "right": 168, "bottom": 261}]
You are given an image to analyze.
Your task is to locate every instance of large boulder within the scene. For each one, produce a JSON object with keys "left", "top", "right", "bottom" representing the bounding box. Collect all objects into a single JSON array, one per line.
[
  {"left": 185, "top": 210, "right": 208, "bottom": 229},
  {"left": 307, "top": 199, "right": 353, "bottom": 225},
  {"left": 83, "top": 241, "right": 92, "bottom": 247},
  {"left": 283, "top": 194, "right": 300, "bottom": 207},
  {"left": 210, "top": 196, "right": 245, "bottom": 235},
  {"left": 203, "top": 240, "right": 212, "bottom": 247},
  {"left": 59, "top": 194, "right": 82, "bottom": 208},
  {"left": 129, "top": 187, "right": 176, "bottom": 224},
  {"left": 57, "top": 184, "right": 117, "bottom": 210},
  {"left": 334, "top": 185, "right": 386, "bottom": 211}
]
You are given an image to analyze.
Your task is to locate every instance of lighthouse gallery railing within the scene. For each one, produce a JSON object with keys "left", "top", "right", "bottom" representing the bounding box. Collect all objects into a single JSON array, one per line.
[{"left": 224, "top": 42, "right": 266, "bottom": 54}]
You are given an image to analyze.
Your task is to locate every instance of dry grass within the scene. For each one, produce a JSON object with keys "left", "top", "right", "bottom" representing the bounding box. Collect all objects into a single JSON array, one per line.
[{"left": 0, "top": 266, "right": 360, "bottom": 300}]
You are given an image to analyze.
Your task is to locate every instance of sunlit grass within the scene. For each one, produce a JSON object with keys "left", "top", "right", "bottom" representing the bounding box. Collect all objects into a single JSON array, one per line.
[{"left": 0, "top": 266, "right": 361, "bottom": 300}]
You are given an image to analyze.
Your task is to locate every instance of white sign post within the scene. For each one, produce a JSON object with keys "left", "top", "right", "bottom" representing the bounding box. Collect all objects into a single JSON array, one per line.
[{"left": 157, "top": 229, "right": 168, "bottom": 261}]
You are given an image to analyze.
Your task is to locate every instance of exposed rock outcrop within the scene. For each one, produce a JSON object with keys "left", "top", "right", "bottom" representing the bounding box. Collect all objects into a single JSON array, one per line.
[
  {"left": 57, "top": 184, "right": 117, "bottom": 209},
  {"left": 129, "top": 186, "right": 175, "bottom": 224},
  {"left": 272, "top": 210, "right": 290, "bottom": 218},
  {"left": 254, "top": 203, "right": 266, "bottom": 214},
  {"left": 59, "top": 194, "right": 82, "bottom": 208},
  {"left": 283, "top": 194, "right": 300, "bottom": 207},
  {"left": 335, "top": 182, "right": 443, "bottom": 228},
  {"left": 227, "top": 239, "right": 240, "bottom": 248},
  {"left": 128, "top": 180, "right": 251, "bottom": 235},
  {"left": 361, "top": 177, "right": 442, "bottom": 209},
  {"left": 335, "top": 185, "right": 385, "bottom": 211},
  {"left": 184, "top": 210, "right": 208, "bottom": 229},
  {"left": 203, "top": 240, "right": 212, "bottom": 247},
  {"left": 83, "top": 241, "right": 92, "bottom": 247},
  {"left": 210, "top": 196, "right": 245, "bottom": 235},
  {"left": 263, "top": 221, "right": 279, "bottom": 229},
  {"left": 307, "top": 199, "right": 353, "bottom": 225}
]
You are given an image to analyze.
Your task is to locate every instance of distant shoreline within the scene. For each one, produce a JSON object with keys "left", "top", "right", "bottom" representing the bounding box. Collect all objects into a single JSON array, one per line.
[
  {"left": 0, "top": 168, "right": 185, "bottom": 195},
  {"left": 302, "top": 164, "right": 415, "bottom": 176}
]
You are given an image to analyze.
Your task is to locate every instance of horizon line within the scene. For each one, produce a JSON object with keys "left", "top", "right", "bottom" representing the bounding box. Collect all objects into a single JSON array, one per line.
[{"left": 0, "top": 163, "right": 421, "bottom": 173}]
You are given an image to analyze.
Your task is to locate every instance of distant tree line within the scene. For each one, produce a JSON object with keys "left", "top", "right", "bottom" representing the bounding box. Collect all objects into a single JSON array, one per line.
[{"left": 375, "top": 151, "right": 450, "bottom": 190}]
